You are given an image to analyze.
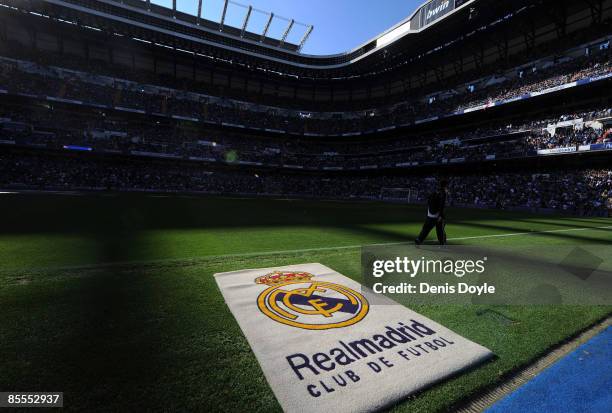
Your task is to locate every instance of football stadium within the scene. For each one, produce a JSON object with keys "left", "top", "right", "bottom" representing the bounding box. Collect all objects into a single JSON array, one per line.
[{"left": 0, "top": 0, "right": 611, "bottom": 411}]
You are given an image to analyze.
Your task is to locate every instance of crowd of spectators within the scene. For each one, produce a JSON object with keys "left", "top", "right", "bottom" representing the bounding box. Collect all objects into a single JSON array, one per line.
[
  {"left": 0, "top": 151, "right": 610, "bottom": 216},
  {"left": 1, "top": 104, "right": 609, "bottom": 169},
  {"left": 1, "top": 41, "right": 610, "bottom": 217},
  {"left": 448, "top": 170, "right": 611, "bottom": 215},
  {"left": 0, "top": 46, "right": 610, "bottom": 135}
]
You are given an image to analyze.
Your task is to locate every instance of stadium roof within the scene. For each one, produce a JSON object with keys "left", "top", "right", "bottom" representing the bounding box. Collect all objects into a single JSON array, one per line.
[
  {"left": 9, "top": 0, "right": 605, "bottom": 81},
  {"left": 24, "top": 0, "right": 476, "bottom": 68}
]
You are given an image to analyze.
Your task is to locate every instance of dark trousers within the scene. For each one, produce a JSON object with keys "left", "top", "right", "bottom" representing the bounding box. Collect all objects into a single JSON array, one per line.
[{"left": 417, "top": 217, "right": 446, "bottom": 245}]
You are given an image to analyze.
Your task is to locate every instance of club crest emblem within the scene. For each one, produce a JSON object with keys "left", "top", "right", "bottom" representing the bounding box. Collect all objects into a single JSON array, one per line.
[{"left": 255, "top": 271, "right": 369, "bottom": 330}]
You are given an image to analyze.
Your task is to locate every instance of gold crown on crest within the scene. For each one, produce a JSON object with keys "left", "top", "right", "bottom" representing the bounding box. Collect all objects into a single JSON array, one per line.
[{"left": 255, "top": 271, "right": 314, "bottom": 285}]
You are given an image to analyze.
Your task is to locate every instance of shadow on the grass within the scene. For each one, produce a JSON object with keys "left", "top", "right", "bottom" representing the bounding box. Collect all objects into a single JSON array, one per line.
[{"left": 0, "top": 193, "right": 605, "bottom": 235}]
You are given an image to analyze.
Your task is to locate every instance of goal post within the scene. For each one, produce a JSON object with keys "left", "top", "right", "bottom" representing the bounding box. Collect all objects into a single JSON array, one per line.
[{"left": 380, "top": 187, "right": 420, "bottom": 203}]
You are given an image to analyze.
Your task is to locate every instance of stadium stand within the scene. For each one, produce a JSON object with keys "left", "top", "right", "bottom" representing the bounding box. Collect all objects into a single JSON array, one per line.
[
  {"left": 0, "top": 47, "right": 610, "bottom": 134},
  {"left": 0, "top": 0, "right": 611, "bottom": 216},
  {"left": 0, "top": 151, "right": 610, "bottom": 216}
]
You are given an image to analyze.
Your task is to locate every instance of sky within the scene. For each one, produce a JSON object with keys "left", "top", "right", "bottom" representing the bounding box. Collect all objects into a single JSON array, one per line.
[{"left": 151, "top": 0, "right": 424, "bottom": 55}]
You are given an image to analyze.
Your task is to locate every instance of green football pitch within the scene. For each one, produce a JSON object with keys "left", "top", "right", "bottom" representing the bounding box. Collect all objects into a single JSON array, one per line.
[{"left": 0, "top": 193, "right": 610, "bottom": 412}]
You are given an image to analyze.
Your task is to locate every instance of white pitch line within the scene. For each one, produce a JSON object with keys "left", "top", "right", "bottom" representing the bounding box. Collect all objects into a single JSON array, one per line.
[
  {"left": 447, "top": 225, "right": 612, "bottom": 241},
  {"left": 207, "top": 224, "right": 612, "bottom": 260},
  {"left": 13, "top": 224, "right": 611, "bottom": 273}
]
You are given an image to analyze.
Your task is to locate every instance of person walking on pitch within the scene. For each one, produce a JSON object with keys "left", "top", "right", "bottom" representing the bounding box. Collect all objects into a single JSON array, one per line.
[{"left": 415, "top": 180, "right": 448, "bottom": 245}]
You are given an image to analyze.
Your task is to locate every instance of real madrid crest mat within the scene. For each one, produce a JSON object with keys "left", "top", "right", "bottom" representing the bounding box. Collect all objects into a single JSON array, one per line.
[{"left": 214, "top": 263, "right": 493, "bottom": 412}]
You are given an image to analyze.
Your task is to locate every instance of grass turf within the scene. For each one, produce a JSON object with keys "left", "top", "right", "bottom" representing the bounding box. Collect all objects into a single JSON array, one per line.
[{"left": 0, "top": 193, "right": 610, "bottom": 412}]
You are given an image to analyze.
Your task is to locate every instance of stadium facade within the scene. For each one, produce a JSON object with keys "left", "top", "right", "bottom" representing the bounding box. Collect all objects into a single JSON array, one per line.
[{"left": 0, "top": 0, "right": 611, "bottom": 215}]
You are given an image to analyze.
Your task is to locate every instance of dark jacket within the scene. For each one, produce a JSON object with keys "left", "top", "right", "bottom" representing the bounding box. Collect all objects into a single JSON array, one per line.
[{"left": 427, "top": 190, "right": 446, "bottom": 218}]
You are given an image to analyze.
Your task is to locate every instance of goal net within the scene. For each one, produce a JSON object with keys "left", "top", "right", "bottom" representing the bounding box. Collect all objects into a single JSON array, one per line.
[{"left": 380, "top": 187, "right": 421, "bottom": 203}]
